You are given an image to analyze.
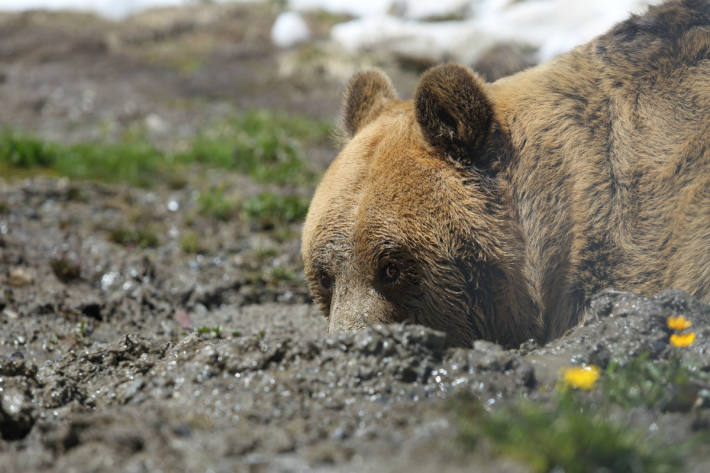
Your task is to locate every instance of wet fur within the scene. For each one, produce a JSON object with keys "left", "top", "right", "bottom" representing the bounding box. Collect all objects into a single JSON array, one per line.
[{"left": 302, "top": 0, "right": 710, "bottom": 347}]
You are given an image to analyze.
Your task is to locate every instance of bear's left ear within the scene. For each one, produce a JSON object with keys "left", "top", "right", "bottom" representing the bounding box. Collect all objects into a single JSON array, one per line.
[
  {"left": 343, "top": 69, "right": 398, "bottom": 136},
  {"left": 415, "top": 64, "right": 493, "bottom": 165}
]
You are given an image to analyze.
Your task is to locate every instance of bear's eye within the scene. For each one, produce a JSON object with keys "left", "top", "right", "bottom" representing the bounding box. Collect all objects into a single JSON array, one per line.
[
  {"left": 318, "top": 272, "right": 333, "bottom": 291},
  {"left": 381, "top": 262, "right": 400, "bottom": 284}
]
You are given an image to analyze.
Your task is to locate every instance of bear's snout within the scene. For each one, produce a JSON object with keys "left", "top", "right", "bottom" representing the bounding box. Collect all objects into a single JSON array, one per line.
[{"left": 328, "top": 282, "right": 396, "bottom": 333}]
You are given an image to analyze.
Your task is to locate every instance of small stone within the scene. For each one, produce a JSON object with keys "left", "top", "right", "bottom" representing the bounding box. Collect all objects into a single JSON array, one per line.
[
  {"left": 515, "top": 362, "right": 537, "bottom": 389},
  {"left": 145, "top": 113, "right": 168, "bottom": 134},
  {"left": 0, "top": 387, "right": 35, "bottom": 441},
  {"left": 8, "top": 268, "right": 33, "bottom": 287},
  {"left": 50, "top": 257, "right": 81, "bottom": 283}
]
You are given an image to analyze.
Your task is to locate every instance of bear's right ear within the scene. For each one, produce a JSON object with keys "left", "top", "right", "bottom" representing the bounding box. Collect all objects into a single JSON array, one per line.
[
  {"left": 343, "top": 69, "right": 398, "bottom": 136},
  {"left": 415, "top": 64, "right": 493, "bottom": 165}
]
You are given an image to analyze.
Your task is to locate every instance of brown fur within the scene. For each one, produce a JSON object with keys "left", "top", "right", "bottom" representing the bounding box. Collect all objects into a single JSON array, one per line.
[{"left": 302, "top": 0, "right": 710, "bottom": 347}]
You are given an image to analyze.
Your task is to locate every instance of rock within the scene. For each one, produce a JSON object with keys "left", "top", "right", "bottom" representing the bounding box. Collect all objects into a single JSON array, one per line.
[
  {"left": 473, "top": 42, "right": 537, "bottom": 81},
  {"left": 0, "top": 384, "right": 35, "bottom": 441},
  {"left": 8, "top": 267, "right": 33, "bottom": 287}
]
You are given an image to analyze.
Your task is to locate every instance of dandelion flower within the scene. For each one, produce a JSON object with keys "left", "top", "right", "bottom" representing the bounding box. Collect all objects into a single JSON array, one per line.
[
  {"left": 667, "top": 315, "right": 692, "bottom": 331},
  {"left": 562, "top": 365, "right": 600, "bottom": 390},
  {"left": 670, "top": 332, "right": 695, "bottom": 347}
]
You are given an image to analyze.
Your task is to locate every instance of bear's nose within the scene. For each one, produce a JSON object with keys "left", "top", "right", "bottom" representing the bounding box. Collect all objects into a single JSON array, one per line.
[{"left": 328, "top": 283, "right": 389, "bottom": 333}]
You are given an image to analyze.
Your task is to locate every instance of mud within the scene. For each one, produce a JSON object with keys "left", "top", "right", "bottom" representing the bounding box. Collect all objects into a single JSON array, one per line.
[{"left": 1, "top": 4, "right": 710, "bottom": 473}]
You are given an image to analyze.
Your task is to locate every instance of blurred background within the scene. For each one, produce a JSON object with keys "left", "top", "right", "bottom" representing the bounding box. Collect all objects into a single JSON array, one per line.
[{"left": 0, "top": 0, "right": 662, "bottom": 145}]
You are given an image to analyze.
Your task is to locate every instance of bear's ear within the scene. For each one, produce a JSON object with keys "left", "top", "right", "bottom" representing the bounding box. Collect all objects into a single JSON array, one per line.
[
  {"left": 415, "top": 64, "right": 493, "bottom": 165},
  {"left": 343, "top": 69, "right": 398, "bottom": 136}
]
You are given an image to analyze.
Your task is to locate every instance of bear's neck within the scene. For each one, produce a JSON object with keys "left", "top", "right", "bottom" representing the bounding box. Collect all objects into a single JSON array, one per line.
[{"left": 486, "top": 45, "right": 615, "bottom": 341}]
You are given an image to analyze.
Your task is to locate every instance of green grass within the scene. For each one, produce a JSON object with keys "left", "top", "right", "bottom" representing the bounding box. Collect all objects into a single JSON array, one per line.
[
  {"left": 0, "top": 132, "right": 167, "bottom": 187},
  {"left": 196, "top": 326, "right": 222, "bottom": 338},
  {"left": 108, "top": 227, "right": 160, "bottom": 248},
  {"left": 242, "top": 192, "right": 310, "bottom": 225},
  {"left": 0, "top": 111, "right": 331, "bottom": 187},
  {"left": 454, "top": 393, "right": 683, "bottom": 473},
  {"left": 175, "top": 111, "right": 329, "bottom": 185},
  {"left": 180, "top": 231, "right": 202, "bottom": 254},
  {"left": 197, "top": 186, "right": 240, "bottom": 221},
  {"left": 452, "top": 352, "right": 710, "bottom": 472},
  {"left": 268, "top": 266, "right": 300, "bottom": 283},
  {"left": 601, "top": 355, "right": 710, "bottom": 411}
]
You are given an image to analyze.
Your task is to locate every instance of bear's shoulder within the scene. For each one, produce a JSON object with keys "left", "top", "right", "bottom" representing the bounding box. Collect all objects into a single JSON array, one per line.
[{"left": 594, "top": 0, "right": 710, "bottom": 70}]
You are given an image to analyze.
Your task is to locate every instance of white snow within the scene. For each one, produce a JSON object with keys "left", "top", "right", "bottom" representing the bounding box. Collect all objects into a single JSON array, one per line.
[
  {"left": 2, "top": 0, "right": 666, "bottom": 60},
  {"left": 331, "top": 0, "right": 664, "bottom": 61},
  {"left": 271, "top": 11, "right": 311, "bottom": 48},
  {"left": 400, "top": 0, "right": 472, "bottom": 20},
  {"left": 472, "top": 0, "right": 663, "bottom": 60}
]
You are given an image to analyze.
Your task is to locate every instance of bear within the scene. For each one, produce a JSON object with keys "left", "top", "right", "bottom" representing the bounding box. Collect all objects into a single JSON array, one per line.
[{"left": 301, "top": 0, "right": 710, "bottom": 347}]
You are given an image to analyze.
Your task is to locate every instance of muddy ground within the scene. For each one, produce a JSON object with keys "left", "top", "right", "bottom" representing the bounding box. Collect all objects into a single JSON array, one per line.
[{"left": 1, "top": 3, "right": 710, "bottom": 472}]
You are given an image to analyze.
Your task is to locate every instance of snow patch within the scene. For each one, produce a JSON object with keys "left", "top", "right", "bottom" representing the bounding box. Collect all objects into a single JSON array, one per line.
[
  {"left": 271, "top": 12, "right": 311, "bottom": 48},
  {"left": 331, "top": 0, "right": 664, "bottom": 61},
  {"left": 2, "top": 0, "right": 666, "bottom": 61}
]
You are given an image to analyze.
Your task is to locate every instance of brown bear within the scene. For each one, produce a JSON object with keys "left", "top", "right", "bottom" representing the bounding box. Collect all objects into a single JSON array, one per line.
[{"left": 301, "top": 0, "right": 710, "bottom": 347}]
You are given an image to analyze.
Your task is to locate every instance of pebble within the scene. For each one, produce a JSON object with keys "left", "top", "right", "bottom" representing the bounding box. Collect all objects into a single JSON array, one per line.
[{"left": 8, "top": 267, "right": 33, "bottom": 287}]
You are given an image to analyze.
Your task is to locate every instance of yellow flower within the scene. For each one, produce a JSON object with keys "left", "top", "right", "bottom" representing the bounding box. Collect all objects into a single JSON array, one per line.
[
  {"left": 667, "top": 315, "right": 692, "bottom": 331},
  {"left": 670, "top": 332, "right": 696, "bottom": 347},
  {"left": 562, "top": 365, "right": 600, "bottom": 390}
]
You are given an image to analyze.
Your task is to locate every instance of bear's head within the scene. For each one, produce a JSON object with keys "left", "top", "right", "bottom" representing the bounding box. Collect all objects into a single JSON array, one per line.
[{"left": 302, "top": 64, "right": 540, "bottom": 347}]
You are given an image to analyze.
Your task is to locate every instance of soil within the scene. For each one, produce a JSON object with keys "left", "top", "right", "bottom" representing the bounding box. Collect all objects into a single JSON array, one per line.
[{"left": 1, "top": 4, "right": 709, "bottom": 473}]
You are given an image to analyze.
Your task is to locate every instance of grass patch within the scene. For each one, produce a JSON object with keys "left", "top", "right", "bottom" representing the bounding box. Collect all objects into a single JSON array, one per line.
[
  {"left": 198, "top": 186, "right": 240, "bottom": 221},
  {"left": 108, "top": 227, "right": 160, "bottom": 248},
  {"left": 242, "top": 192, "right": 309, "bottom": 225},
  {"left": 0, "top": 132, "right": 168, "bottom": 187},
  {"left": 602, "top": 355, "right": 709, "bottom": 411},
  {"left": 180, "top": 231, "right": 202, "bottom": 254},
  {"left": 196, "top": 326, "right": 222, "bottom": 338},
  {"left": 268, "top": 267, "right": 300, "bottom": 283},
  {"left": 255, "top": 247, "right": 278, "bottom": 260},
  {"left": 454, "top": 393, "right": 683, "bottom": 473},
  {"left": 1, "top": 110, "right": 331, "bottom": 187},
  {"left": 176, "top": 111, "right": 329, "bottom": 185}
]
